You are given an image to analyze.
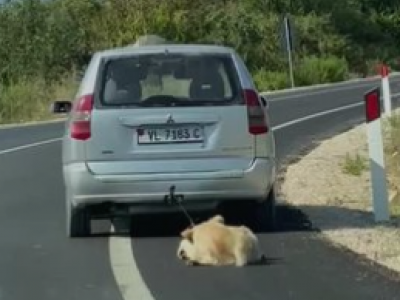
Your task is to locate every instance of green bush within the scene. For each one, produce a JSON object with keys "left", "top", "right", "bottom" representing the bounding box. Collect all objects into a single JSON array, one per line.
[
  {"left": 253, "top": 69, "right": 289, "bottom": 91},
  {"left": 341, "top": 153, "right": 368, "bottom": 176},
  {"left": 294, "top": 56, "right": 350, "bottom": 86},
  {"left": 0, "top": 0, "right": 399, "bottom": 123},
  {"left": 0, "top": 0, "right": 383, "bottom": 84}
]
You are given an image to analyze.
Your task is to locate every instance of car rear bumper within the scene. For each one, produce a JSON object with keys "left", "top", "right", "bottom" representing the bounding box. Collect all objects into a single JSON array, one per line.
[{"left": 63, "top": 158, "right": 276, "bottom": 213}]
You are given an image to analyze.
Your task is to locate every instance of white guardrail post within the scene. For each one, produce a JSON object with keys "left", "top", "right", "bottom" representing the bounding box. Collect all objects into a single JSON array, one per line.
[
  {"left": 364, "top": 87, "right": 390, "bottom": 222},
  {"left": 380, "top": 64, "right": 392, "bottom": 117}
]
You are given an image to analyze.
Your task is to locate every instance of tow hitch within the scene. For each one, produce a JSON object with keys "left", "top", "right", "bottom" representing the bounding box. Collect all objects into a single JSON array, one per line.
[
  {"left": 164, "top": 185, "right": 195, "bottom": 227},
  {"left": 164, "top": 185, "right": 184, "bottom": 205}
]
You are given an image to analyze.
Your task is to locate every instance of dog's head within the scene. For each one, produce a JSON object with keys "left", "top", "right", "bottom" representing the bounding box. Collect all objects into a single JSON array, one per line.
[{"left": 177, "top": 239, "right": 188, "bottom": 260}]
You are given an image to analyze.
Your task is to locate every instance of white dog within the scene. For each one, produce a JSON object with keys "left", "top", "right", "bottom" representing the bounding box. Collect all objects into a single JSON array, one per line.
[{"left": 177, "top": 215, "right": 267, "bottom": 267}]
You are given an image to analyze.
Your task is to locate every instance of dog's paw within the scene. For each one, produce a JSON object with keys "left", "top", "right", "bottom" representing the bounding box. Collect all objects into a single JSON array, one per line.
[
  {"left": 234, "top": 260, "right": 247, "bottom": 267},
  {"left": 185, "top": 260, "right": 196, "bottom": 266}
]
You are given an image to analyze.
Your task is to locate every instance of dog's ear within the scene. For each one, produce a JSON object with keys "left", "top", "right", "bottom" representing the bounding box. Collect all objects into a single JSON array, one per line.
[
  {"left": 181, "top": 227, "right": 194, "bottom": 241},
  {"left": 210, "top": 214, "right": 225, "bottom": 224}
]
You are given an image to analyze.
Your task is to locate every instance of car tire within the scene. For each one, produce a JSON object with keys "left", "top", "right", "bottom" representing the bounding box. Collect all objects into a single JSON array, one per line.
[
  {"left": 222, "top": 186, "right": 277, "bottom": 232},
  {"left": 241, "top": 187, "right": 277, "bottom": 232},
  {"left": 66, "top": 199, "right": 91, "bottom": 238},
  {"left": 254, "top": 186, "right": 277, "bottom": 232}
]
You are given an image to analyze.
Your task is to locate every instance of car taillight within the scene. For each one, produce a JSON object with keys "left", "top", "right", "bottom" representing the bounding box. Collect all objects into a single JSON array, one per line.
[
  {"left": 70, "top": 94, "right": 94, "bottom": 140},
  {"left": 243, "top": 89, "right": 268, "bottom": 135}
]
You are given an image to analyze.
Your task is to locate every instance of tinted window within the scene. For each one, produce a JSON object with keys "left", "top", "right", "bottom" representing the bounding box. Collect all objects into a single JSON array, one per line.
[{"left": 99, "top": 53, "right": 242, "bottom": 107}]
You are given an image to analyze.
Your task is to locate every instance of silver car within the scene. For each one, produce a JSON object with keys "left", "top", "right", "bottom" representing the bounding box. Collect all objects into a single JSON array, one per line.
[{"left": 52, "top": 43, "right": 277, "bottom": 238}]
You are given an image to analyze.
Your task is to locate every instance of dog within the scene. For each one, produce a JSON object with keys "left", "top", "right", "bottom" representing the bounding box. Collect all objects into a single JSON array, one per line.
[{"left": 177, "top": 214, "right": 267, "bottom": 267}]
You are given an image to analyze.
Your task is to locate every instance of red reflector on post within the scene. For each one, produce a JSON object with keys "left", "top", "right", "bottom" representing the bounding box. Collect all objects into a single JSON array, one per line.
[
  {"left": 378, "top": 64, "right": 389, "bottom": 77},
  {"left": 364, "top": 87, "right": 381, "bottom": 123}
]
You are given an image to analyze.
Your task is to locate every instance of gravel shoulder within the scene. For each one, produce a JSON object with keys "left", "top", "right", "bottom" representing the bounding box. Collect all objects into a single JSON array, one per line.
[{"left": 280, "top": 111, "right": 400, "bottom": 274}]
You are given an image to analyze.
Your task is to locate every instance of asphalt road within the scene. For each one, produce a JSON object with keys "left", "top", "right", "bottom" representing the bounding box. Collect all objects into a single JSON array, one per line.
[{"left": 1, "top": 76, "right": 400, "bottom": 300}]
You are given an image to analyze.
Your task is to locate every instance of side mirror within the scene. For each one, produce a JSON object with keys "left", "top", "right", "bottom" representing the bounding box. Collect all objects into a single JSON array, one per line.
[
  {"left": 259, "top": 95, "right": 269, "bottom": 109},
  {"left": 50, "top": 100, "right": 73, "bottom": 114}
]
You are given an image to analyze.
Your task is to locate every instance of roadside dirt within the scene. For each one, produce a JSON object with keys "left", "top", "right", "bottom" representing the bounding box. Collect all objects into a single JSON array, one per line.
[{"left": 279, "top": 111, "right": 400, "bottom": 274}]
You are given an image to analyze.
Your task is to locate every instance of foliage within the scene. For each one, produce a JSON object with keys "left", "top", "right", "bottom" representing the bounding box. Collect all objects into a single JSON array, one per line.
[
  {"left": 0, "top": 73, "right": 78, "bottom": 123},
  {"left": 294, "top": 56, "right": 349, "bottom": 86},
  {"left": 1, "top": 0, "right": 400, "bottom": 122},
  {"left": 341, "top": 153, "right": 368, "bottom": 177},
  {"left": 254, "top": 70, "right": 289, "bottom": 91}
]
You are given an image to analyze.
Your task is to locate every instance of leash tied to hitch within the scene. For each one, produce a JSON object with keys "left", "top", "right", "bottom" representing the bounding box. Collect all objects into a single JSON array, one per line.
[{"left": 166, "top": 185, "right": 195, "bottom": 227}]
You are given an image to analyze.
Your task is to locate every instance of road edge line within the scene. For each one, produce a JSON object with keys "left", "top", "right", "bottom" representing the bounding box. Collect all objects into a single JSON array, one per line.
[
  {"left": 263, "top": 74, "right": 400, "bottom": 96},
  {"left": 272, "top": 92, "right": 400, "bottom": 131},
  {"left": 109, "top": 226, "right": 155, "bottom": 300},
  {"left": 0, "top": 138, "right": 62, "bottom": 155},
  {"left": 0, "top": 118, "right": 67, "bottom": 130}
]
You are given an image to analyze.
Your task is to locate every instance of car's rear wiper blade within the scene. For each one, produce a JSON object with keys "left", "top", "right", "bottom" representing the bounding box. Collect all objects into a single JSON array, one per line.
[
  {"left": 140, "top": 96, "right": 198, "bottom": 107},
  {"left": 188, "top": 99, "right": 232, "bottom": 106}
]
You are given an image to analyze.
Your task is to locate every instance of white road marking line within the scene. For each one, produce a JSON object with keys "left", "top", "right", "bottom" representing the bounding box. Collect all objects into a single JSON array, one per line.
[
  {"left": 0, "top": 118, "right": 66, "bottom": 130},
  {"left": 265, "top": 77, "right": 400, "bottom": 101},
  {"left": 265, "top": 82, "right": 374, "bottom": 101},
  {"left": 272, "top": 92, "right": 400, "bottom": 131},
  {"left": 109, "top": 226, "right": 155, "bottom": 300},
  {"left": 0, "top": 137, "right": 62, "bottom": 155},
  {"left": 262, "top": 74, "right": 395, "bottom": 97},
  {"left": 272, "top": 102, "right": 363, "bottom": 131}
]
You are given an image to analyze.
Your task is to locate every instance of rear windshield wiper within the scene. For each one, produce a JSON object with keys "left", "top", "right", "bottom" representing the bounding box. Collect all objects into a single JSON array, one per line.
[{"left": 140, "top": 96, "right": 198, "bottom": 107}]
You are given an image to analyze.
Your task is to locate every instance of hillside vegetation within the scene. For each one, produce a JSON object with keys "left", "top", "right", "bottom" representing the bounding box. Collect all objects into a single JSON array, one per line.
[{"left": 1, "top": 0, "right": 400, "bottom": 123}]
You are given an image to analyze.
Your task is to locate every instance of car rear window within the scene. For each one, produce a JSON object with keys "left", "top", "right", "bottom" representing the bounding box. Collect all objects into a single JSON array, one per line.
[{"left": 98, "top": 52, "right": 243, "bottom": 107}]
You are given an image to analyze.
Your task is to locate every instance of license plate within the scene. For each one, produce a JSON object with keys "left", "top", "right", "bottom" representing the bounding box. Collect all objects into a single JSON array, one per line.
[{"left": 137, "top": 125, "right": 204, "bottom": 144}]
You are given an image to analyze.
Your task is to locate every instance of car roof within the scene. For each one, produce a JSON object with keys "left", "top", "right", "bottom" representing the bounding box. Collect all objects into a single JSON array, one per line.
[{"left": 96, "top": 44, "right": 236, "bottom": 58}]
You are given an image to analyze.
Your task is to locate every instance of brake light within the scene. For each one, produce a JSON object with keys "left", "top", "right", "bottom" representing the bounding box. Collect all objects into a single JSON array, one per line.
[
  {"left": 243, "top": 89, "right": 268, "bottom": 135},
  {"left": 70, "top": 94, "right": 94, "bottom": 140}
]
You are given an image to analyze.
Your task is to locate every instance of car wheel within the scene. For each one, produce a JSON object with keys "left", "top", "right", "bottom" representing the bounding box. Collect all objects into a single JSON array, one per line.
[
  {"left": 66, "top": 198, "right": 91, "bottom": 238},
  {"left": 221, "top": 187, "right": 277, "bottom": 232},
  {"left": 255, "top": 186, "right": 277, "bottom": 232},
  {"left": 242, "top": 187, "right": 277, "bottom": 232}
]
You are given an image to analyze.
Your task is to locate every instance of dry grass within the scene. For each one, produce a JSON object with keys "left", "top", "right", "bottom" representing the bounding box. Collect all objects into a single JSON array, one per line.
[
  {"left": 280, "top": 108, "right": 400, "bottom": 274},
  {"left": 0, "top": 74, "right": 78, "bottom": 124},
  {"left": 383, "top": 112, "right": 400, "bottom": 213}
]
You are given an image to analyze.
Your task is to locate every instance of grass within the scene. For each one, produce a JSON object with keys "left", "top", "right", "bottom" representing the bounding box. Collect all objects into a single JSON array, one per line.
[
  {"left": 391, "top": 201, "right": 400, "bottom": 218},
  {"left": 383, "top": 111, "right": 400, "bottom": 218},
  {"left": 0, "top": 74, "right": 78, "bottom": 125},
  {"left": 341, "top": 153, "right": 368, "bottom": 176}
]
